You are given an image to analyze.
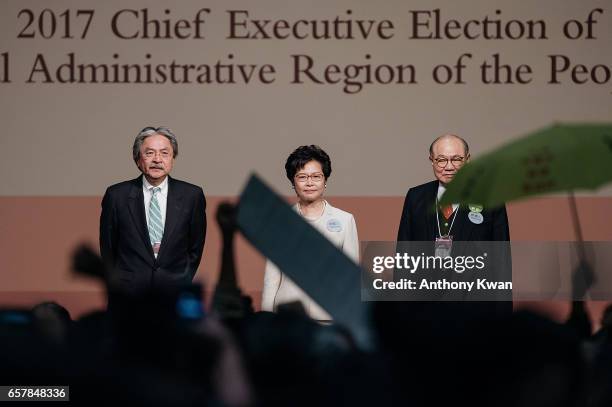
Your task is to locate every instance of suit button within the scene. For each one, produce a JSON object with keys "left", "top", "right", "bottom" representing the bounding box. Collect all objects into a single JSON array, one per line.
[{"left": 153, "top": 267, "right": 159, "bottom": 272}]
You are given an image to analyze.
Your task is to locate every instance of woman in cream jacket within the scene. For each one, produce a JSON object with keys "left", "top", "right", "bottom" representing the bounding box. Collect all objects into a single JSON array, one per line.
[{"left": 261, "top": 145, "right": 359, "bottom": 321}]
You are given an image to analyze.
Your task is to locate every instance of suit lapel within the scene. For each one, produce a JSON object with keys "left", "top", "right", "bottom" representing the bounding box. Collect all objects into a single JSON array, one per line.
[
  {"left": 426, "top": 181, "right": 438, "bottom": 241},
  {"left": 323, "top": 200, "right": 333, "bottom": 224},
  {"left": 158, "top": 177, "right": 184, "bottom": 260},
  {"left": 128, "top": 177, "right": 155, "bottom": 260},
  {"left": 450, "top": 205, "right": 472, "bottom": 241}
]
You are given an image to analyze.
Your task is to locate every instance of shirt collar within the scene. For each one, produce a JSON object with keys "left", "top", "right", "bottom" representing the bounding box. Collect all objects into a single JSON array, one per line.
[
  {"left": 437, "top": 182, "right": 446, "bottom": 201},
  {"left": 437, "top": 182, "right": 458, "bottom": 207},
  {"left": 142, "top": 175, "right": 169, "bottom": 195}
]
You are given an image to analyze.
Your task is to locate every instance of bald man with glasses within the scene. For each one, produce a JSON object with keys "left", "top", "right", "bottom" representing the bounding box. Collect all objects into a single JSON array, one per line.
[
  {"left": 395, "top": 134, "right": 511, "bottom": 320},
  {"left": 397, "top": 134, "right": 509, "bottom": 243}
]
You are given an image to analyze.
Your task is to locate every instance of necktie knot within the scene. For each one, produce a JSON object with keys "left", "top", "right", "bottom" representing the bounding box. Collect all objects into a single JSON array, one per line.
[
  {"left": 152, "top": 187, "right": 160, "bottom": 196},
  {"left": 441, "top": 204, "right": 454, "bottom": 220}
]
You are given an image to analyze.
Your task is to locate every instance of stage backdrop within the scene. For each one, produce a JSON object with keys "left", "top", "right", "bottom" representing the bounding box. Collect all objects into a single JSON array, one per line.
[{"left": 1, "top": 0, "right": 611, "bottom": 323}]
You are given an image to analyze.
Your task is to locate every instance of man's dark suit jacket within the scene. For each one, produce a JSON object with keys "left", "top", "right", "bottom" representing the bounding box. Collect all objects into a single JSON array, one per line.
[
  {"left": 100, "top": 175, "right": 206, "bottom": 293},
  {"left": 397, "top": 180, "right": 509, "bottom": 242},
  {"left": 394, "top": 179, "right": 511, "bottom": 319}
]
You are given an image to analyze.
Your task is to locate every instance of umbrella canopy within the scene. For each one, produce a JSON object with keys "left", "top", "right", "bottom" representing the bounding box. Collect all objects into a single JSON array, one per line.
[{"left": 440, "top": 123, "right": 612, "bottom": 207}]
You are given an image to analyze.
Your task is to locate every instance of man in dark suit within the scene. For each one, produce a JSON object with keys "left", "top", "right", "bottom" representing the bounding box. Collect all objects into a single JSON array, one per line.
[
  {"left": 398, "top": 134, "right": 509, "bottom": 243},
  {"left": 100, "top": 126, "right": 206, "bottom": 294},
  {"left": 395, "top": 134, "right": 511, "bottom": 315}
]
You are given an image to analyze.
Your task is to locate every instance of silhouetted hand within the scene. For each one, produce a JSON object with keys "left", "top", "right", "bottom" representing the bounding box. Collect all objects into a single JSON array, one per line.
[
  {"left": 216, "top": 202, "right": 237, "bottom": 236},
  {"left": 71, "top": 244, "right": 106, "bottom": 280}
]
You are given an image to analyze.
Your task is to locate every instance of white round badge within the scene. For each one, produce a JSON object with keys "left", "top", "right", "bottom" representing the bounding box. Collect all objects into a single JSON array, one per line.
[
  {"left": 327, "top": 218, "right": 343, "bottom": 232},
  {"left": 468, "top": 212, "right": 484, "bottom": 225}
]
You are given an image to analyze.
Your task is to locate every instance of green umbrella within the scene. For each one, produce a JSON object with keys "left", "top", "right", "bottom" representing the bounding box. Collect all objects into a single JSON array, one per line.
[
  {"left": 440, "top": 123, "right": 612, "bottom": 273},
  {"left": 440, "top": 123, "right": 612, "bottom": 208}
]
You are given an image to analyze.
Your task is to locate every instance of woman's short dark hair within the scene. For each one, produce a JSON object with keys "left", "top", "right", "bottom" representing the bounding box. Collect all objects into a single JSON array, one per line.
[{"left": 285, "top": 145, "right": 332, "bottom": 184}]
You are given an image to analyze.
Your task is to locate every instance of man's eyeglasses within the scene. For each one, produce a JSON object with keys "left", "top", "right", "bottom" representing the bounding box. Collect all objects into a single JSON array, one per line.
[
  {"left": 294, "top": 173, "right": 325, "bottom": 183},
  {"left": 432, "top": 156, "right": 467, "bottom": 168},
  {"left": 144, "top": 150, "right": 171, "bottom": 159}
]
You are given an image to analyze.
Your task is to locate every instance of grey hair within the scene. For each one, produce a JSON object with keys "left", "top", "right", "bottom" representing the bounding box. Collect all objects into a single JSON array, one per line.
[
  {"left": 429, "top": 134, "right": 470, "bottom": 157},
  {"left": 132, "top": 126, "right": 178, "bottom": 163}
]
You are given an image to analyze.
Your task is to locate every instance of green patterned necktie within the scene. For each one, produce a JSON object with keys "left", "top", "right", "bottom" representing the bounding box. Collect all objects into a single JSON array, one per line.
[{"left": 148, "top": 187, "right": 164, "bottom": 247}]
